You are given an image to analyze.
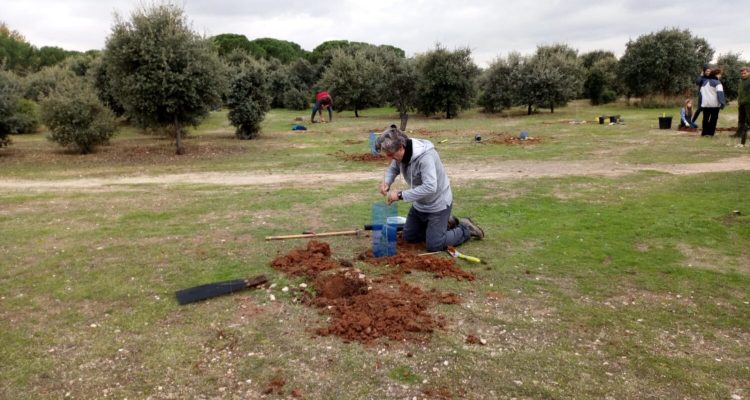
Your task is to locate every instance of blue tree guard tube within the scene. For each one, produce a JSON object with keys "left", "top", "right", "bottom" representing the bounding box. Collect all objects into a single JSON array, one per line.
[
  {"left": 372, "top": 203, "right": 397, "bottom": 257},
  {"left": 369, "top": 131, "right": 378, "bottom": 155}
]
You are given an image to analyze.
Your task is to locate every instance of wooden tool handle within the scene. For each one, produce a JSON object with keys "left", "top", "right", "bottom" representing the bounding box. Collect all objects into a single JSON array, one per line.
[{"left": 265, "top": 230, "right": 360, "bottom": 241}]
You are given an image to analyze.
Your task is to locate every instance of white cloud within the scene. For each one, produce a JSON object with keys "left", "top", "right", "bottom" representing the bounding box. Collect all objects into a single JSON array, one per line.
[{"left": 2, "top": 0, "right": 748, "bottom": 67}]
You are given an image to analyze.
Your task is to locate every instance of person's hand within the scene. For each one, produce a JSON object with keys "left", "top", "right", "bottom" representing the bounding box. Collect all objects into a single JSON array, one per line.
[
  {"left": 386, "top": 191, "right": 399, "bottom": 205},
  {"left": 378, "top": 182, "right": 390, "bottom": 195}
]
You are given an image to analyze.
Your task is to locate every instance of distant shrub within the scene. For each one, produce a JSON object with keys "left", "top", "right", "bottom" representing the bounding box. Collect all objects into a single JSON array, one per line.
[
  {"left": 41, "top": 77, "right": 117, "bottom": 154},
  {"left": 282, "top": 88, "right": 309, "bottom": 110},
  {"left": 0, "top": 70, "right": 21, "bottom": 146},
  {"left": 22, "top": 66, "right": 74, "bottom": 101},
  {"left": 8, "top": 99, "right": 40, "bottom": 134},
  {"left": 227, "top": 62, "right": 271, "bottom": 139},
  {"left": 600, "top": 89, "right": 618, "bottom": 105}
]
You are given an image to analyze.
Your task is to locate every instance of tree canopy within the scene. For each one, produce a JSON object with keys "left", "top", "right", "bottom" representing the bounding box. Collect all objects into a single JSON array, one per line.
[
  {"left": 103, "top": 3, "right": 226, "bottom": 154},
  {"left": 618, "top": 28, "right": 713, "bottom": 98},
  {"left": 414, "top": 44, "right": 478, "bottom": 119}
]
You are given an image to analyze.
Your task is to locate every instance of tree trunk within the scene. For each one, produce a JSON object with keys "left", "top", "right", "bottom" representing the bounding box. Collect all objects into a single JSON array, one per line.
[
  {"left": 527, "top": 104, "right": 532, "bottom": 115},
  {"left": 399, "top": 112, "right": 408, "bottom": 131},
  {"left": 174, "top": 116, "right": 185, "bottom": 155},
  {"left": 445, "top": 100, "right": 452, "bottom": 119},
  {"left": 354, "top": 107, "right": 359, "bottom": 118},
  {"left": 550, "top": 103, "right": 555, "bottom": 113}
]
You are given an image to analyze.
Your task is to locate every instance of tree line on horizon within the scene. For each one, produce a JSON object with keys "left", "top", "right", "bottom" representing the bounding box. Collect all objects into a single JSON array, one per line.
[{"left": 1, "top": 5, "right": 748, "bottom": 154}]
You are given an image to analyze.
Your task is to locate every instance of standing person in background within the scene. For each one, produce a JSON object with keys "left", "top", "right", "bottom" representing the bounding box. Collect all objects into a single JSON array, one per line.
[
  {"left": 311, "top": 91, "right": 333, "bottom": 123},
  {"left": 375, "top": 126, "right": 484, "bottom": 252},
  {"left": 736, "top": 67, "right": 750, "bottom": 147},
  {"left": 679, "top": 98, "right": 698, "bottom": 129},
  {"left": 699, "top": 68, "right": 725, "bottom": 137},
  {"left": 692, "top": 65, "right": 712, "bottom": 126}
]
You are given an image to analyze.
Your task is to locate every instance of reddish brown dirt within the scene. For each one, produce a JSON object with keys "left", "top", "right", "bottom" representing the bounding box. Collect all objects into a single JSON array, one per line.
[
  {"left": 422, "top": 385, "right": 463, "bottom": 399},
  {"left": 490, "top": 134, "right": 543, "bottom": 145},
  {"left": 262, "top": 373, "right": 286, "bottom": 395},
  {"left": 465, "top": 334, "right": 484, "bottom": 345},
  {"left": 369, "top": 253, "right": 476, "bottom": 281},
  {"left": 341, "top": 139, "right": 365, "bottom": 145},
  {"left": 270, "top": 240, "right": 467, "bottom": 344},
  {"left": 315, "top": 281, "right": 455, "bottom": 343},
  {"left": 270, "top": 240, "right": 341, "bottom": 277},
  {"left": 332, "top": 150, "right": 388, "bottom": 163}
]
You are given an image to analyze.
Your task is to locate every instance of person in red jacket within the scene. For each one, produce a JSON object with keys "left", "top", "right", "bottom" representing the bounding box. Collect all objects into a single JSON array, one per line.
[{"left": 311, "top": 91, "right": 333, "bottom": 123}]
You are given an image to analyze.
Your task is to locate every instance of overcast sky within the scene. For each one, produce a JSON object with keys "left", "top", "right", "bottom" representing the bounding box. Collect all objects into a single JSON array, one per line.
[{"left": 3, "top": 0, "right": 748, "bottom": 67}]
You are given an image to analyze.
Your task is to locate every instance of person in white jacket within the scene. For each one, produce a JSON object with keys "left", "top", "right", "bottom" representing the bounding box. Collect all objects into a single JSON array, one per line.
[
  {"left": 375, "top": 126, "right": 484, "bottom": 252},
  {"left": 699, "top": 69, "right": 726, "bottom": 137}
]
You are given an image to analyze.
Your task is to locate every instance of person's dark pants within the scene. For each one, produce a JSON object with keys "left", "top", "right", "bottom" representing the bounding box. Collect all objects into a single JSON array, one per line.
[
  {"left": 701, "top": 108, "right": 720, "bottom": 136},
  {"left": 402, "top": 204, "right": 469, "bottom": 252},
  {"left": 692, "top": 106, "right": 702, "bottom": 125},
  {"left": 737, "top": 104, "right": 747, "bottom": 137},
  {"left": 310, "top": 100, "right": 333, "bottom": 122},
  {"left": 740, "top": 104, "right": 750, "bottom": 145}
]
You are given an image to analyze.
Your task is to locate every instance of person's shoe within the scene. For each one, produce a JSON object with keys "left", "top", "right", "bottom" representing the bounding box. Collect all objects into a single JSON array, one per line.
[
  {"left": 447, "top": 215, "right": 460, "bottom": 230},
  {"left": 459, "top": 217, "right": 485, "bottom": 240}
]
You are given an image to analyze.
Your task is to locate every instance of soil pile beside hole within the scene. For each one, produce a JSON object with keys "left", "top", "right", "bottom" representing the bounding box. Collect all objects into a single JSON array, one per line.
[
  {"left": 270, "top": 240, "right": 465, "bottom": 344},
  {"left": 331, "top": 150, "right": 387, "bottom": 163},
  {"left": 270, "top": 240, "right": 340, "bottom": 277},
  {"left": 313, "top": 270, "right": 368, "bottom": 300},
  {"left": 370, "top": 253, "right": 476, "bottom": 281},
  {"left": 490, "top": 134, "right": 543, "bottom": 145},
  {"left": 315, "top": 282, "right": 452, "bottom": 343}
]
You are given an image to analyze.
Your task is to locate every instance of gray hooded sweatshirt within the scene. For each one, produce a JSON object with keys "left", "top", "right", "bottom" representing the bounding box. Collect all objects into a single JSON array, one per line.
[{"left": 383, "top": 139, "right": 453, "bottom": 213}]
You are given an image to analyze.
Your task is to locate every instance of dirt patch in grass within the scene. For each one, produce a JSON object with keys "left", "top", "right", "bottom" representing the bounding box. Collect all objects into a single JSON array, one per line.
[
  {"left": 366, "top": 252, "right": 476, "bottom": 281},
  {"left": 270, "top": 240, "right": 467, "bottom": 344},
  {"left": 489, "top": 133, "right": 543, "bottom": 145},
  {"left": 331, "top": 150, "right": 388, "bottom": 163}
]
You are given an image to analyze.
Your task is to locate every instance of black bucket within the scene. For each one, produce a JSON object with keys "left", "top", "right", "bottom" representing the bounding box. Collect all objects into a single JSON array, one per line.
[
  {"left": 658, "top": 116, "right": 672, "bottom": 130},
  {"left": 598, "top": 116, "right": 606, "bottom": 124},
  {"left": 609, "top": 115, "right": 619, "bottom": 123}
]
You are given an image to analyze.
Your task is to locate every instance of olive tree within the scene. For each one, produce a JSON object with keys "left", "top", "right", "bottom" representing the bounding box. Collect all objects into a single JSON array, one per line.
[
  {"left": 40, "top": 76, "right": 116, "bottom": 154},
  {"left": 227, "top": 60, "right": 271, "bottom": 139},
  {"left": 716, "top": 52, "right": 748, "bottom": 102},
  {"left": 618, "top": 28, "right": 713, "bottom": 98},
  {"left": 0, "top": 70, "right": 19, "bottom": 146},
  {"left": 382, "top": 54, "right": 417, "bottom": 130},
  {"left": 103, "top": 3, "right": 226, "bottom": 154},
  {"left": 478, "top": 52, "right": 525, "bottom": 113},
  {"left": 414, "top": 44, "right": 478, "bottom": 119},
  {"left": 581, "top": 51, "right": 620, "bottom": 105},
  {"left": 523, "top": 44, "right": 585, "bottom": 114},
  {"left": 318, "top": 49, "right": 385, "bottom": 117}
]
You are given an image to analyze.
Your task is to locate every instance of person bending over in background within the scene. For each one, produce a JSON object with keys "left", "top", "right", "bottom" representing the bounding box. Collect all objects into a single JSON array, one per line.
[
  {"left": 311, "top": 91, "right": 333, "bottom": 123},
  {"left": 679, "top": 98, "right": 698, "bottom": 129},
  {"left": 375, "top": 126, "right": 484, "bottom": 252},
  {"left": 699, "top": 69, "right": 725, "bottom": 137},
  {"left": 736, "top": 67, "right": 750, "bottom": 147}
]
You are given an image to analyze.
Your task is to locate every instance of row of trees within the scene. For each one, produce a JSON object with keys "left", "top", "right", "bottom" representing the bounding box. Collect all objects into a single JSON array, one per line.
[{"left": 1, "top": 5, "right": 748, "bottom": 154}]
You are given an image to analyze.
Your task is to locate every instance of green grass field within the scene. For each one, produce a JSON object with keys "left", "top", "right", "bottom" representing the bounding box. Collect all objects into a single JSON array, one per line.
[{"left": 1, "top": 101, "right": 749, "bottom": 399}]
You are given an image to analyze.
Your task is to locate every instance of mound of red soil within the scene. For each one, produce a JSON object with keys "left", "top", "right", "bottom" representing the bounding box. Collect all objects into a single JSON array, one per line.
[
  {"left": 315, "top": 282, "right": 456, "bottom": 343},
  {"left": 332, "top": 150, "right": 388, "bottom": 162},
  {"left": 370, "top": 253, "right": 476, "bottom": 281},
  {"left": 270, "top": 240, "right": 467, "bottom": 344},
  {"left": 270, "top": 240, "right": 341, "bottom": 277}
]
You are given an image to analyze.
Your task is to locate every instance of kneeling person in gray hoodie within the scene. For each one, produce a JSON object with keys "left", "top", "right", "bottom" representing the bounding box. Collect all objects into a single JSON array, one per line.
[{"left": 375, "top": 126, "right": 484, "bottom": 252}]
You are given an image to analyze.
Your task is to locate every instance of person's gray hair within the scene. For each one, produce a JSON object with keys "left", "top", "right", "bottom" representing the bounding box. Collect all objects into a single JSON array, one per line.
[
  {"left": 741, "top": 66, "right": 750, "bottom": 72},
  {"left": 375, "top": 126, "right": 409, "bottom": 153}
]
